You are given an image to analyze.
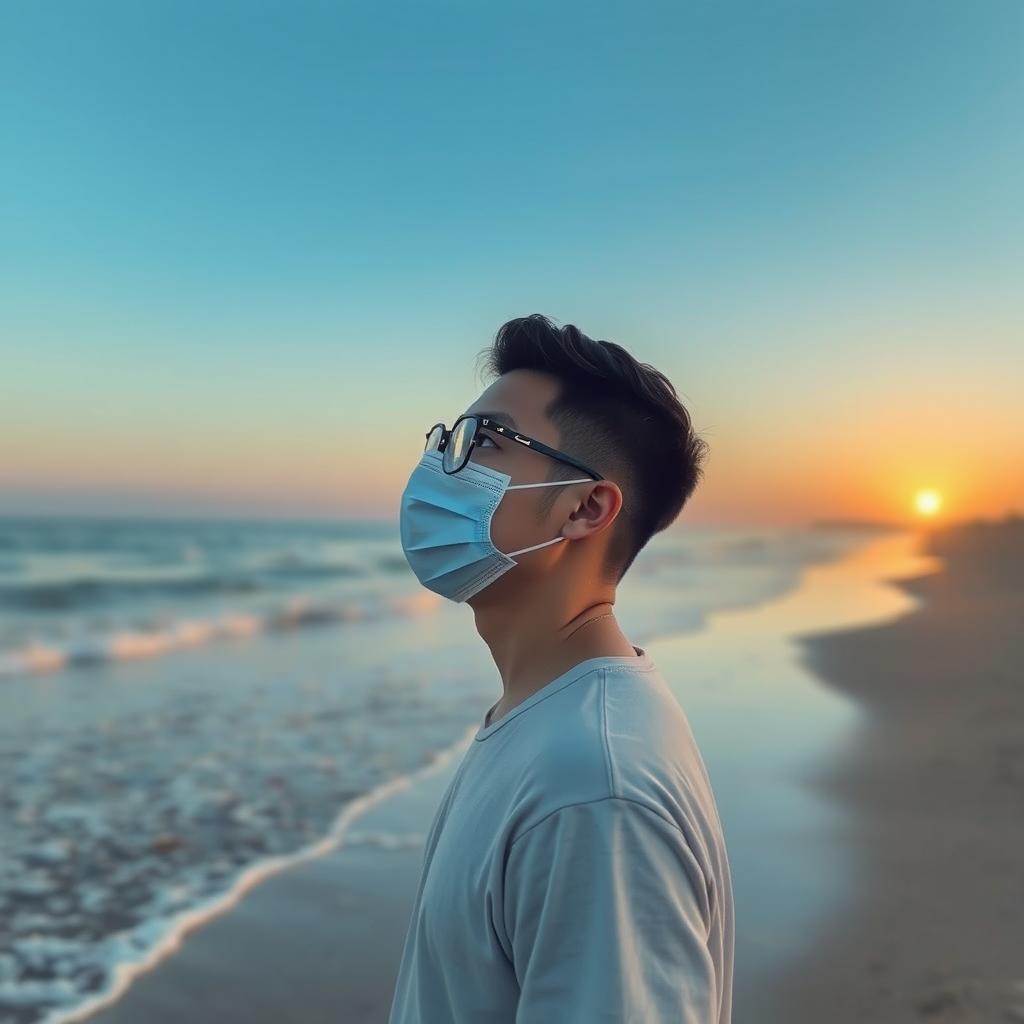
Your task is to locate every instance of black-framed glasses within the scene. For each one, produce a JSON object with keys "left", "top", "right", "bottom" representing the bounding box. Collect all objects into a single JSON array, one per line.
[{"left": 424, "top": 414, "right": 605, "bottom": 480}]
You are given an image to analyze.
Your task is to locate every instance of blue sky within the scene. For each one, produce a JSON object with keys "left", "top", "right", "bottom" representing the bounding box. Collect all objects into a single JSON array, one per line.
[{"left": 2, "top": 0, "right": 1021, "bottom": 523}]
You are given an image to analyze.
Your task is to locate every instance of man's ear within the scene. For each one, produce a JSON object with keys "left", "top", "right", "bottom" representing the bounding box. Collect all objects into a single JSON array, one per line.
[{"left": 563, "top": 481, "right": 622, "bottom": 540}]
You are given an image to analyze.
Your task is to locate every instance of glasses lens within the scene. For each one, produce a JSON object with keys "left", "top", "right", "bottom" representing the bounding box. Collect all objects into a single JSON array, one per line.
[
  {"left": 425, "top": 424, "right": 444, "bottom": 452},
  {"left": 444, "top": 416, "right": 478, "bottom": 473}
]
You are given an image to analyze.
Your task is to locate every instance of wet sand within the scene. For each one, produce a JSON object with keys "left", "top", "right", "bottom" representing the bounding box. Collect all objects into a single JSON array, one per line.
[{"left": 764, "top": 515, "right": 1024, "bottom": 1021}]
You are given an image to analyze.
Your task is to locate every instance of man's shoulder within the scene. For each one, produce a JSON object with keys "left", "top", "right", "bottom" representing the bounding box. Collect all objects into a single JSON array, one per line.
[
  {"left": 601, "top": 660, "right": 707, "bottom": 784},
  {"left": 505, "top": 661, "right": 710, "bottom": 842}
]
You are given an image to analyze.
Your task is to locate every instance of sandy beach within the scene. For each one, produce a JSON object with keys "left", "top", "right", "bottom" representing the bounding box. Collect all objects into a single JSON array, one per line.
[{"left": 764, "top": 516, "right": 1024, "bottom": 1022}]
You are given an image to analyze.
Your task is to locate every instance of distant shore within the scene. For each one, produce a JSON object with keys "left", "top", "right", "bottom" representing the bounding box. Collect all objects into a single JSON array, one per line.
[{"left": 763, "top": 516, "right": 1024, "bottom": 1021}]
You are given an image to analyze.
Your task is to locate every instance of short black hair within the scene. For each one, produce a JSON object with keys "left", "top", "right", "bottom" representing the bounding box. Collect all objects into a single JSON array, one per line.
[{"left": 476, "top": 314, "right": 708, "bottom": 583}]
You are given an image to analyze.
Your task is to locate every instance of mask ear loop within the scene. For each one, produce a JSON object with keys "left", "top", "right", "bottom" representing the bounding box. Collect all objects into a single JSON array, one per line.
[
  {"left": 501, "top": 476, "right": 593, "bottom": 558},
  {"left": 506, "top": 535, "right": 567, "bottom": 558}
]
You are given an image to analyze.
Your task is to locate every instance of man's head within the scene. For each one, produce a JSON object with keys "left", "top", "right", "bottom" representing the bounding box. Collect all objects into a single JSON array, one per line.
[{"left": 458, "top": 314, "right": 707, "bottom": 604}]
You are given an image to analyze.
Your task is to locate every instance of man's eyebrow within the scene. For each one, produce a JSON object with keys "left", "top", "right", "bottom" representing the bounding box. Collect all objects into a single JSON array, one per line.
[{"left": 469, "top": 411, "right": 519, "bottom": 430}]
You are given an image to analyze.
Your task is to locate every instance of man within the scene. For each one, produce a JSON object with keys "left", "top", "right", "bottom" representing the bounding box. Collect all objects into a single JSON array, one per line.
[{"left": 390, "top": 314, "right": 734, "bottom": 1023}]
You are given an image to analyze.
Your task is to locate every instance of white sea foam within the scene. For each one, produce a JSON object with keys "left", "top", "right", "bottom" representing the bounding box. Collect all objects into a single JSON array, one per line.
[{"left": 32, "top": 726, "right": 474, "bottom": 1024}]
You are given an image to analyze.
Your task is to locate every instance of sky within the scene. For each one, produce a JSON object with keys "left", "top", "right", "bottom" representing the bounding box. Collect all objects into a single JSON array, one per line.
[{"left": 2, "top": 0, "right": 1021, "bottom": 526}]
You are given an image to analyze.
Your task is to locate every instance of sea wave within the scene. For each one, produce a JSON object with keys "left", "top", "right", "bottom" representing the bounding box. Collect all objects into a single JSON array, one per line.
[
  {"left": 0, "top": 589, "right": 442, "bottom": 680},
  {"left": 0, "top": 563, "right": 366, "bottom": 612}
]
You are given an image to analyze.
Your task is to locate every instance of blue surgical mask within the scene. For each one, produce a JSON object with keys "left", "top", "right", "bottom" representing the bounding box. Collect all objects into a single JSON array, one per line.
[{"left": 399, "top": 449, "right": 592, "bottom": 603}]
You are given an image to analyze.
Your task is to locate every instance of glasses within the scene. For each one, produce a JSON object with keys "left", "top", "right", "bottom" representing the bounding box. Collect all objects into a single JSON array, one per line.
[{"left": 424, "top": 414, "right": 605, "bottom": 480}]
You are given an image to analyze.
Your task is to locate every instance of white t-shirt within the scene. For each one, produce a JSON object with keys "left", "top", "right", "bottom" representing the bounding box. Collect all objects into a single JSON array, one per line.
[{"left": 388, "top": 644, "right": 735, "bottom": 1023}]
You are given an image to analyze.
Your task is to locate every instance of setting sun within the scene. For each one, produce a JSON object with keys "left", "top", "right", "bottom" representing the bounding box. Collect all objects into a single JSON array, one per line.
[{"left": 914, "top": 489, "right": 943, "bottom": 517}]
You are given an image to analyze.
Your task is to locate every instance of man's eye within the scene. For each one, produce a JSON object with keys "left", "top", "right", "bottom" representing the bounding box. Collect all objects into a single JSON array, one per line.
[{"left": 477, "top": 434, "right": 498, "bottom": 449}]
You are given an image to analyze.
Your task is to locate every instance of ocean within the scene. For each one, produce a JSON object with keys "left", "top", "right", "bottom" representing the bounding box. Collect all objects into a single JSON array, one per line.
[{"left": 0, "top": 514, "right": 881, "bottom": 1023}]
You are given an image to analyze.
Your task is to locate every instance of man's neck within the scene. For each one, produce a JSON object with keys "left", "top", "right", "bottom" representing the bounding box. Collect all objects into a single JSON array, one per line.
[{"left": 475, "top": 597, "right": 637, "bottom": 726}]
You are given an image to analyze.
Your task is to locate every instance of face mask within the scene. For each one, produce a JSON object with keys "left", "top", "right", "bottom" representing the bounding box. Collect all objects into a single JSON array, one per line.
[{"left": 399, "top": 449, "right": 593, "bottom": 603}]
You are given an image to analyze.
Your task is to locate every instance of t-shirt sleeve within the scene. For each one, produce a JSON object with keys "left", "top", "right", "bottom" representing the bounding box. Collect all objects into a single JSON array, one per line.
[{"left": 503, "top": 796, "right": 717, "bottom": 1023}]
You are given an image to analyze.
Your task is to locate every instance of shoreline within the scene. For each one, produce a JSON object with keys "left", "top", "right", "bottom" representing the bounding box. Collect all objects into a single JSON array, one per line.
[
  {"left": 70, "top": 728, "right": 473, "bottom": 1024},
  {"left": 763, "top": 517, "right": 1024, "bottom": 1021},
  {"left": 0, "top": 522, "right": 879, "bottom": 1024},
  {"left": 52, "top": 520, "right": 1003, "bottom": 1024}
]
